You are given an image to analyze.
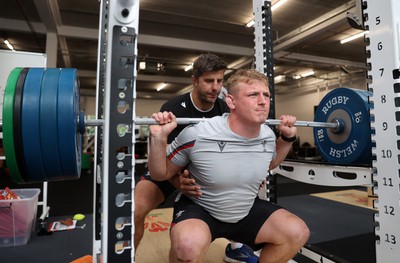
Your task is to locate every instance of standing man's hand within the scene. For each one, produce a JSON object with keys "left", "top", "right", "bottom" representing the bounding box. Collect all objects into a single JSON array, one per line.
[{"left": 179, "top": 170, "right": 202, "bottom": 198}]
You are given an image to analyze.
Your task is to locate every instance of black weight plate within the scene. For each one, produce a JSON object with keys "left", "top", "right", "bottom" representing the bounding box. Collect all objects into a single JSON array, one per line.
[{"left": 13, "top": 67, "right": 30, "bottom": 182}]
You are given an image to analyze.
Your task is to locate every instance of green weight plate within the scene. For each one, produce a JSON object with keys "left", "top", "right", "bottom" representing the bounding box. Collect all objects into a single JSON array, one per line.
[
  {"left": 13, "top": 67, "right": 31, "bottom": 182},
  {"left": 2, "top": 67, "right": 24, "bottom": 183},
  {"left": 40, "top": 68, "right": 63, "bottom": 181}
]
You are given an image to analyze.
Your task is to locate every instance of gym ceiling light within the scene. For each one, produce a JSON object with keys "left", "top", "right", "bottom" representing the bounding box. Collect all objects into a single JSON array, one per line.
[
  {"left": 245, "top": 0, "right": 288, "bottom": 27},
  {"left": 340, "top": 31, "right": 369, "bottom": 44},
  {"left": 3, "top": 39, "right": 15, "bottom": 51},
  {"left": 157, "top": 82, "right": 167, "bottom": 91}
]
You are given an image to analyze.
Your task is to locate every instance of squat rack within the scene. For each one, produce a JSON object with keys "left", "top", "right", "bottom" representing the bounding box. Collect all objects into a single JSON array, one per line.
[
  {"left": 91, "top": 0, "right": 400, "bottom": 262},
  {"left": 92, "top": 0, "right": 139, "bottom": 262}
]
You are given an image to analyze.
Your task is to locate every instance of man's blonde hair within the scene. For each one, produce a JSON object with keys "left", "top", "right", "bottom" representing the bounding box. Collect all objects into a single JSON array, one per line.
[{"left": 226, "top": 69, "right": 269, "bottom": 94}]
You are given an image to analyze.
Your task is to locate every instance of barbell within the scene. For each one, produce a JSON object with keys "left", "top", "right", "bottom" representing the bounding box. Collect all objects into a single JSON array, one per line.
[
  {"left": 1, "top": 67, "right": 372, "bottom": 184},
  {"left": 85, "top": 117, "right": 341, "bottom": 128}
]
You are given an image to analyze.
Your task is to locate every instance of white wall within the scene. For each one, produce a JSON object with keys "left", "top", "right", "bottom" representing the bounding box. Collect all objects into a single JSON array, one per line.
[
  {"left": 0, "top": 50, "right": 47, "bottom": 120},
  {"left": 276, "top": 90, "right": 327, "bottom": 146},
  {"left": 136, "top": 99, "right": 166, "bottom": 117}
]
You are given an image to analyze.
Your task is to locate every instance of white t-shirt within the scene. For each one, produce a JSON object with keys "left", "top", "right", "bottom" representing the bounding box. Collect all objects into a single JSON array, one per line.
[{"left": 167, "top": 113, "right": 276, "bottom": 223}]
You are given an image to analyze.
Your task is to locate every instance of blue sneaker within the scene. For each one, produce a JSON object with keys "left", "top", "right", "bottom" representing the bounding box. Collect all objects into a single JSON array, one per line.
[{"left": 223, "top": 243, "right": 259, "bottom": 263}]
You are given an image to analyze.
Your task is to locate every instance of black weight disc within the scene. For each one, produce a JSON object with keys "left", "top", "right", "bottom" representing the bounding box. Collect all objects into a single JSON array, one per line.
[{"left": 13, "top": 67, "right": 31, "bottom": 182}]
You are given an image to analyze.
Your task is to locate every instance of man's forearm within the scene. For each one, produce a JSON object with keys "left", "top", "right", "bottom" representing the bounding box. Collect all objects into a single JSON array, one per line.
[
  {"left": 269, "top": 137, "right": 294, "bottom": 169},
  {"left": 148, "top": 135, "right": 169, "bottom": 181}
]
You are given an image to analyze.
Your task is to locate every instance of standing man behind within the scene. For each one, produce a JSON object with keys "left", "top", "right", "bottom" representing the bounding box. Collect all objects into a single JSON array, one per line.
[
  {"left": 148, "top": 69, "right": 310, "bottom": 263},
  {"left": 134, "top": 54, "right": 259, "bottom": 262}
]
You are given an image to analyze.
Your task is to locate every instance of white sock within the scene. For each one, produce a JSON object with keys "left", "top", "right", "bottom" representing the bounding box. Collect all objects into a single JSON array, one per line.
[{"left": 230, "top": 242, "right": 243, "bottom": 250}]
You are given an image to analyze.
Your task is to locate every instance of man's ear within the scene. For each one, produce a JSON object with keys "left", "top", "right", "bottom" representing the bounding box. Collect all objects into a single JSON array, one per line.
[
  {"left": 191, "top": 76, "right": 198, "bottom": 87},
  {"left": 225, "top": 94, "right": 235, "bottom": 109}
]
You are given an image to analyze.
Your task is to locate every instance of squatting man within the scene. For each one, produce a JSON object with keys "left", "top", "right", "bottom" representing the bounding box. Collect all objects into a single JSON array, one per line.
[{"left": 148, "top": 69, "right": 310, "bottom": 263}]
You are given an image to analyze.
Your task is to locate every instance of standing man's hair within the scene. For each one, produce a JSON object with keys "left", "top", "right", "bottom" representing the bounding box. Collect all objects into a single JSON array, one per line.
[{"left": 192, "top": 54, "right": 227, "bottom": 78}]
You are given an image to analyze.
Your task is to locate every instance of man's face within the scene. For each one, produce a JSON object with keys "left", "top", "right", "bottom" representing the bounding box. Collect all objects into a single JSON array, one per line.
[
  {"left": 193, "top": 70, "right": 225, "bottom": 104},
  {"left": 230, "top": 80, "right": 271, "bottom": 125}
]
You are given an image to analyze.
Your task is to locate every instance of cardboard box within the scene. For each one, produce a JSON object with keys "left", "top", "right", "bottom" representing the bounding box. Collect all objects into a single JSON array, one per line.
[{"left": 0, "top": 188, "right": 40, "bottom": 247}]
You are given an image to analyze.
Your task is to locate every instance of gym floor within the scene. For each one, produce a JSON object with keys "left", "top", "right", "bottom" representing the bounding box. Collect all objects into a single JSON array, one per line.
[{"left": 0, "top": 164, "right": 375, "bottom": 262}]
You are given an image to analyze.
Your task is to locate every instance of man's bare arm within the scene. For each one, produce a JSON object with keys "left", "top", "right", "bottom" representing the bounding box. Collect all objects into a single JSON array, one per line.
[
  {"left": 148, "top": 112, "right": 182, "bottom": 181},
  {"left": 269, "top": 115, "right": 297, "bottom": 170}
]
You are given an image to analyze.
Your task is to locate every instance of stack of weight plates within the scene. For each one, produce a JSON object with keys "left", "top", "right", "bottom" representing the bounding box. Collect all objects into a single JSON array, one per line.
[{"left": 2, "top": 67, "right": 83, "bottom": 183}]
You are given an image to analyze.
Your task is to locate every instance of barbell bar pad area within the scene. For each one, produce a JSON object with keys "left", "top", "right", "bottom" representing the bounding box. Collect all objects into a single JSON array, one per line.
[{"left": 1, "top": 67, "right": 373, "bottom": 184}]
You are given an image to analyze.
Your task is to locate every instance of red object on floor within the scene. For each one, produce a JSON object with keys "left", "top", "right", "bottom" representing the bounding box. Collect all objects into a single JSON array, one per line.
[{"left": 70, "top": 255, "right": 93, "bottom": 263}]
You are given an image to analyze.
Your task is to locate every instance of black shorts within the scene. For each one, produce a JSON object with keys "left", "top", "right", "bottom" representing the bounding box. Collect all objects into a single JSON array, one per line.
[
  {"left": 171, "top": 195, "right": 282, "bottom": 251},
  {"left": 140, "top": 171, "right": 177, "bottom": 203}
]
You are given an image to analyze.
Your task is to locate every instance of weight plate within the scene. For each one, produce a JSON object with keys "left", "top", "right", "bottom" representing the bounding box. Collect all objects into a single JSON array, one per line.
[
  {"left": 2, "top": 67, "right": 24, "bottom": 183},
  {"left": 58, "top": 68, "right": 81, "bottom": 179},
  {"left": 40, "top": 68, "right": 63, "bottom": 181},
  {"left": 22, "top": 68, "right": 48, "bottom": 182},
  {"left": 313, "top": 87, "right": 372, "bottom": 165},
  {"left": 13, "top": 67, "right": 31, "bottom": 182}
]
